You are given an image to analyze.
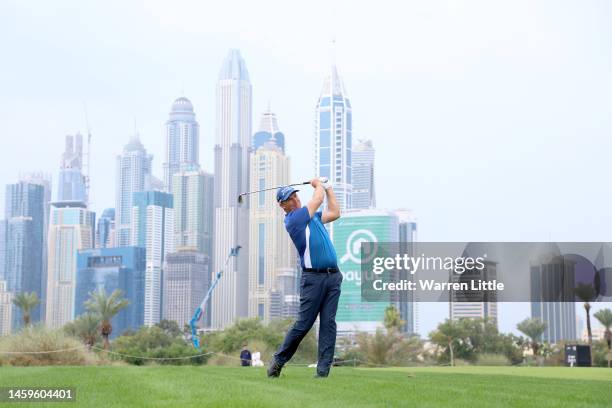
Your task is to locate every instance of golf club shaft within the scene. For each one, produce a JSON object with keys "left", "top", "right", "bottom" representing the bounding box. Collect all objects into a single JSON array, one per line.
[{"left": 239, "top": 181, "right": 310, "bottom": 197}]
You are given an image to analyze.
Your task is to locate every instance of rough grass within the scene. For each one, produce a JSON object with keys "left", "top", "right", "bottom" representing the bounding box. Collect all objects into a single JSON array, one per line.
[
  {"left": 0, "top": 365, "right": 610, "bottom": 407},
  {"left": 0, "top": 325, "right": 98, "bottom": 366}
]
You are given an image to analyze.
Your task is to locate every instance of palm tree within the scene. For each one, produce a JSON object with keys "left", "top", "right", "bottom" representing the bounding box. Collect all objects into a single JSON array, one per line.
[
  {"left": 85, "top": 289, "right": 129, "bottom": 350},
  {"left": 430, "top": 319, "right": 464, "bottom": 366},
  {"left": 383, "top": 305, "right": 404, "bottom": 331},
  {"left": 12, "top": 292, "right": 40, "bottom": 326},
  {"left": 64, "top": 313, "right": 101, "bottom": 349},
  {"left": 594, "top": 308, "right": 612, "bottom": 350},
  {"left": 574, "top": 283, "right": 597, "bottom": 347},
  {"left": 517, "top": 317, "right": 547, "bottom": 357}
]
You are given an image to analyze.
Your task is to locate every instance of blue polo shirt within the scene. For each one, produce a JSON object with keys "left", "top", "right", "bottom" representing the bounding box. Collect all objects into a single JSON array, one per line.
[{"left": 284, "top": 207, "right": 338, "bottom": 270}]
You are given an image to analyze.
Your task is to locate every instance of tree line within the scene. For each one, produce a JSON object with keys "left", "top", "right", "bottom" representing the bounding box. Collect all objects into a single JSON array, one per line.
[{"left": 9, "top": 291, "right": 612, "bottom": 367}]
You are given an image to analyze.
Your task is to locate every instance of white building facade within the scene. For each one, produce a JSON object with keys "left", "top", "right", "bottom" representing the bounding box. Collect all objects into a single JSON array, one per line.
[
  {"left": 164, "top": 97, "right": 200, "bottom": 193},
  {"left": 45, "top": 202, "right": 94, "bottom": 328},
  {"left": 131, "top": 191, "right": 174, "bottom": 326},
  {"left": 247, "top": 123, "right": 295, "bottom": 323},
  {"left": 115, "top": 135, "right": 153, "bottom": 247},
  {"left": 352, "top": 139, "right": 375, "bottom": 209},
  {"left": 0, "top": 280, "right": 13, "bottom": 335},
  {"left": 212, "top": 49, "right": 252, "bottom": 329}
]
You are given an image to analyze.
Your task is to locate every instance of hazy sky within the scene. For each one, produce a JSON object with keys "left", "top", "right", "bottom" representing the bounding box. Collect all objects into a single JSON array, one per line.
[{"left": 1, "top": 0, "right": 611, "bottom": 335}]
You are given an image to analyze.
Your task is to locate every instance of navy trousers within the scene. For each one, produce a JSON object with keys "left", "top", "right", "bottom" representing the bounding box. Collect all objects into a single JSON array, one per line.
[{"left": 274, "top": 270, "right": 343, "bottom": 375}]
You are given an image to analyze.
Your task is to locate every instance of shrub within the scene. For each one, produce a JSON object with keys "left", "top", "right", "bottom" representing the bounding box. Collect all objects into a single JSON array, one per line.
[
  {"left": 354, "top": 329, "right": 424, "bottom": 366},
  {"left": 592, "top": 340, "right": 610, "bottom": 367},
  {"left": 0, "top": 325, "right": 98, "bottom": 366},
  {"left": 477, "top": 353, "right": 510, "bottom": 366},
  {"left": 201, "top": 318, "right": 317, "bottom": 365},
  {"left": 110, "top": 325, "right": 208, "bottom": 366}
]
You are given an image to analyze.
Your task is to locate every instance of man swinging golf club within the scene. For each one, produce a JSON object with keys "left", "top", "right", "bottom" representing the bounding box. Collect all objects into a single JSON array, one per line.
[{"left": 267, "top": 177, "right": 342, "bottom": 378}]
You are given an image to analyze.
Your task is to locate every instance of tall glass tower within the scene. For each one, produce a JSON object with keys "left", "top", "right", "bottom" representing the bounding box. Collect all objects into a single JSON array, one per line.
[
  {"left": 76, "top": 247, "right": 145, "bottom": 337},
  {"left": 0, "top": 220, "right": 5, "bottom": 281},
  {"left": 172, "top": 168, "right": 209, "bottom": 253},
  {"left": 164, "top": 97, "right": 200, "bottom": 192},
  {"left": 212, "top": 49, "right": 251, "bottom": 329},
  {"left": 529, "top": 243, "right": 577, "bottom": 342},
  {"left": 315, "top": 65, "right": 353, "bottom": 210},
  {"left": 96, "top": 208, "right": 115, "bottom": 248},
  {"left": 352, "top": 139, "right": 376, "bottom": 209},
  {"left": 131, "top": 191, "right": 174, "bottom": 326},
  {"left": 4, "top": 181, "right": 45, "bottom": 328},
  {"left": 19, "top": 172, "right": 52, "bottom": 319},
  {"left": 115, "top": 134, "right": 153, "bottom": 247},
  {"left": 57, "top": 134, "right": 87, "bottom": 204},
  {"left": 396, "top": 209, "right": 417, "bottom": 334}
]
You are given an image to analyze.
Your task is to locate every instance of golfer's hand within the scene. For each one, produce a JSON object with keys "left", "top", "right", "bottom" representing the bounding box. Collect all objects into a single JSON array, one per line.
[
  {"left": 319, "top": 177, "right": 331, "bottom": 189},
  {"left": 310, "top": 178, "right": 322, "bottom": 188}
]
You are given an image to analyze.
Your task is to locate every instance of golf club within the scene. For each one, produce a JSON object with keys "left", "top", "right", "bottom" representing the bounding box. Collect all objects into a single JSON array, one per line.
[{"left": 237, "top": 177, "right": 328, "bottom": 204}]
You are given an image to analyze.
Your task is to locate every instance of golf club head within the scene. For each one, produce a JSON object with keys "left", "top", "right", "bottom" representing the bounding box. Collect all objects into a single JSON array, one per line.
[{"left": 237, "top": 194, "right": 244, "bottom": 204}]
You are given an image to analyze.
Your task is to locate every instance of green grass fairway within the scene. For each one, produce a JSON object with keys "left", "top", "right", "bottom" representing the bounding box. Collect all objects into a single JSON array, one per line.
[{"left": 0, "top": 365, "right": 610, "bottom": 408}]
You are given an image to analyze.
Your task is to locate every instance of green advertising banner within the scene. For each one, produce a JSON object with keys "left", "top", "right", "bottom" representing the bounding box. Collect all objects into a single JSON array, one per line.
[{"left": 332, "top": 211, "right": 398, "bottom": 328}]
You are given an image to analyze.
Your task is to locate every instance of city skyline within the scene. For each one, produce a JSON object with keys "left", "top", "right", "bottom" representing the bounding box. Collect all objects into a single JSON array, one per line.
[{"left": 2, "top": 0, "right": 612, "bottom": 336}]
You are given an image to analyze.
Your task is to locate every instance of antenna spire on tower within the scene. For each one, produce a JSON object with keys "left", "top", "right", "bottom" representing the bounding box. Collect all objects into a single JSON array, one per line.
[{"left": 331, "top": 37, "right": 337, "bottom": 66}]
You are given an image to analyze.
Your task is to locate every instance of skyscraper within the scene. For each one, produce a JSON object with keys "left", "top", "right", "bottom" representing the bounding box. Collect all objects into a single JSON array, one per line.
[
  {"left": 96, "top": 208, "right": 116, "bottom": 248},
  {"left": 212, "top": 49, "right": 252, "bottom": 329},
  {"left": 45, "top": 201, "right": 94, "bottom": 328},
  {"left": 530, "top": 249, "right": 577, "bottom": 342},
  {"left": 315, "top": 65, "right": 353, "bottom": 210},
  {"left": 75, "top": 247, "right": 145, "bottom": 337},
  {"left": 252, "top": 107, "right": 285, "bottom": 153},
  {"left": 6, "top": 217, "right": 34, "bottom": 330},
  {"left": 171, "top": 168, "right": 213, "bottom": 327},
  {"left": 162, "top": 250, "right": 208, "bottom": 328},
  {"left": 173, "top": 168, "right": 210, "bottom": 253},
  {"left": 352, "top": 139, "right": 375, "bottom": 209},
  {"left": 450, "top": 243, "right": 498, "bottom": 327},
  {"left": 0, "top": 280, "right": 12, "bottom": 335},
  {"left": 19, "top": 172, "right": 52, "bottom": 319},
  {"left": 164, "top": 97, "right": 200, "bottom": 192},
  {"left": 396, "top": 209, "right": 417, "bottom": 334},
  {"left": 57, "top": 134, "right": 88, "bottom": 204},
  {"left": 449, "top": 261, "right": 498, "bottom": 326},
  {"left": 115, "top": 134, "right": 153, "bottom": 246},
  {"left": 4, "top": 181, "right": 45, "bottom": 328},
  {"left": 202, "top": 172, "right": 214, "bottom": 268},
  {"left": 0, "top": 220, "right": 5, "bottom": 280},
  {"left": 269, "top": 269, "right": 299, "bottom": 320},
  {"left": 248, "top": 116, "right": 295, "bottom": 323},
  {"left": 131, "top": 191, "right": 174, "bottom": 326}
]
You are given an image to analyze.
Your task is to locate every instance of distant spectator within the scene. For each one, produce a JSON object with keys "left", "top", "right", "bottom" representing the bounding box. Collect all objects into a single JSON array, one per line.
[{"left": 240, "top": 344, "right": 252, "bottom": 366}]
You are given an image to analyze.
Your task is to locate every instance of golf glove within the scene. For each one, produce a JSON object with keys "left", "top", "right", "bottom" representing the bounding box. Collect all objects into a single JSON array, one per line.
[{"left": 319, "top": 177, "right": 332, "bottom": 189}]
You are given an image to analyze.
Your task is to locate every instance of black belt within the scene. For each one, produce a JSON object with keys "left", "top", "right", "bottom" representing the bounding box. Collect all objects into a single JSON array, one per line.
[{"left": 303, "top": 267, "right": 339, "bottom": 273}]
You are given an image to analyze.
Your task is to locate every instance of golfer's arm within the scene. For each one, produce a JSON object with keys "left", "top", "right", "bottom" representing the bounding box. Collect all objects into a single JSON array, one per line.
[
  {"left": 306, "top": 184, "right": 325, "bottom": 217},
  {"left": 321, "top": 187, "right": 340, "bottom": 224}
]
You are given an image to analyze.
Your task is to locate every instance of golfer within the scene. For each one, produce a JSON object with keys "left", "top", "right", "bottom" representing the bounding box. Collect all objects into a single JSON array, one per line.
[{"left": 267, "top": 177, "right": 342, "bottom": 378}]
